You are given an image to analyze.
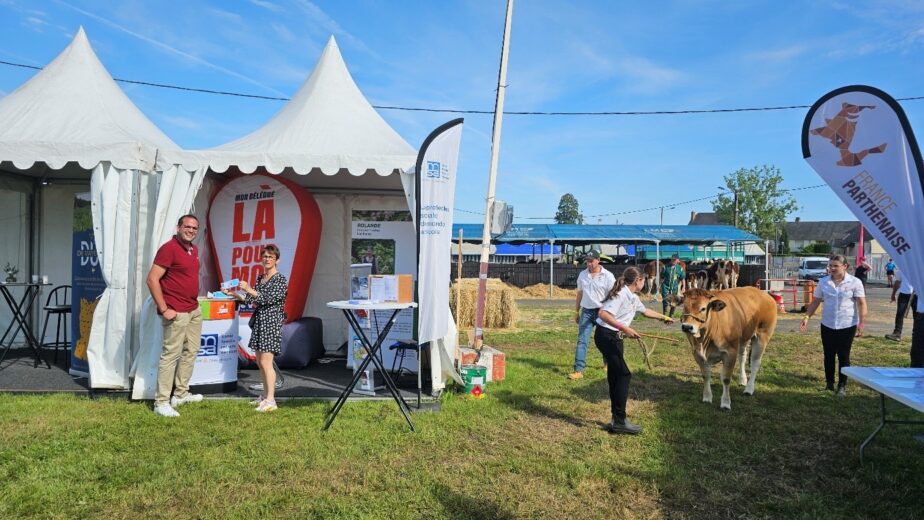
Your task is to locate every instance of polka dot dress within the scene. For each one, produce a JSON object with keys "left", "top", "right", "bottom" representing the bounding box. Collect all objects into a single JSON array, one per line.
[{"left": 245, "top": 272, "right": 288, "bottom": 355}]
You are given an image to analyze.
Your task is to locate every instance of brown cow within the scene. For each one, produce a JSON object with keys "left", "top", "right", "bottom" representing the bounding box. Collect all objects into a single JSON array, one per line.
[{"left": 680, "top": 287, "right": 777, "bottom": 410}]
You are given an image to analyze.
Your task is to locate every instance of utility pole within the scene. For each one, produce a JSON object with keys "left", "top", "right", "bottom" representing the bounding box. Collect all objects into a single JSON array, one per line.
[
  {"left": 718, "top": 186, "right": 739, "bottom": 228},
  {"left": 473, "top": 0, "right": 514, "bottom": 350}
]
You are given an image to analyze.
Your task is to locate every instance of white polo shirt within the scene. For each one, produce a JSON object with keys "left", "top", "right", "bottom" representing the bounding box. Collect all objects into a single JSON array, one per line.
[
  {"left": 813, "top": 273, "right": 865, "bottom": 330},
  {"left": 596, "top": 285, "right": 647, "bottom": 332},
  {"left": 577, "top": 267, "right": 616, "bottom": 309},
  {"left": 894, "top": 270, "right": 914, "bottom": 295}
]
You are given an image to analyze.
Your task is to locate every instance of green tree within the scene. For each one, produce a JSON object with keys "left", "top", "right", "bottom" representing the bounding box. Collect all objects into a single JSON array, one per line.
[
  {"left": 713, "top": 165, "right": 799, "bottom": 240},
  {"left": 555, "top": 193, "right": 583, "bottom": 224}
]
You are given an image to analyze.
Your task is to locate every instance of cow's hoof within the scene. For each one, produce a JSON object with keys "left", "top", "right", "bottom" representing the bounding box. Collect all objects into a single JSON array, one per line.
[
  {"left": 702, "top": 396, "right": 712, "bottom": 403},
  {"left": 720, "top": 405, "right": 731, "bottom": 411},
  {"left": 743, "top": 389, "right": 754, "bottom": 396}
]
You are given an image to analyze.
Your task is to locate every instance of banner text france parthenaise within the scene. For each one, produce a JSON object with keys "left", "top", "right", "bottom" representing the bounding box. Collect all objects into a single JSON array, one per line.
[{"left": 842, "top": 170, "right": 911, "bottom": 255}]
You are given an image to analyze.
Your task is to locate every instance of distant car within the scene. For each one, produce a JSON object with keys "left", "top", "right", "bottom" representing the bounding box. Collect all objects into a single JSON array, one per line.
[{"left": 798, "top": 256, "right": 830, "bottom": 281}]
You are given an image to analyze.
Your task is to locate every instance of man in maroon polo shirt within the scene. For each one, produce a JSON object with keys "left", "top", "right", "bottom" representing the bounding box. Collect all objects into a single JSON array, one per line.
[{"left": 146, "top": 214, "right": 203, "bottom": 417}]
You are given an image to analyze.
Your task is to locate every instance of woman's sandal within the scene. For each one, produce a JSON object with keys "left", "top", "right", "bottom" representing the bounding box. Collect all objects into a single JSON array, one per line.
[
  {"left": 249, "top": 396, "right": 265, "bottom": 406},
  {"left": 256, "top": 400, "right": 277, "bottom": 413}
]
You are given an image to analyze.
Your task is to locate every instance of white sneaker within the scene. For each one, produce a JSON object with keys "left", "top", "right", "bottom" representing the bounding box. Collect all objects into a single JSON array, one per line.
[
  {"left": 249, "top": 396, "right": 265, "bottom": 406},
  {"left": 154, "top": 404, "right": 180, "bottom": 417},
  {"left": 171, "top": 393, "right": 204, "bottom": 407}
]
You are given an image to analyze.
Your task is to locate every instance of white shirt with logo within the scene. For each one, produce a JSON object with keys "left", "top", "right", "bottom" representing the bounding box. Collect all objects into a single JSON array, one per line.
[
  {"left": 596, "top": 286, "right": 647, "bottom": 332},
  {"left": 813, "top": 273, "right": 866, "bottom": 330},
  {"left": 577, "top": 268, "right": 616, "bottom": 309}
]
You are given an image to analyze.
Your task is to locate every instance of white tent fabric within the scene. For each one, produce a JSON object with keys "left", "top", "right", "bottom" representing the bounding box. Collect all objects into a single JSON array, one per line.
[
  {"left": 159, "top": 36, "right": 416, "bottom": 175},
  {"left": 131, "top": 165, "right": 207, "bottom": 400},
  {"left": 0, "top": 27, "right": 183, "bottom": 390},
  {"left": 0, "top": 27, "right": 177, "bottom": 170}
]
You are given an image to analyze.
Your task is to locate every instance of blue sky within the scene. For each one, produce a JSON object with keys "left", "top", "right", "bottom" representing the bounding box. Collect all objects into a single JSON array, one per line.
[{"left": 2, "top": 0, "right": 924, "bottom": 226}]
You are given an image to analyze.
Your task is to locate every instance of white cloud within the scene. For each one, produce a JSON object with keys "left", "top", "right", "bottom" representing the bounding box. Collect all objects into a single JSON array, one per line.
[
  {"left": 290, "top": 0, "right": 375, "bottom": 57},
  {"left": 249, "top": 0, "right": 284, "bottom": 13},
  {"left": 160, "top": 114, "right": 202, "bottom": 131},
  {"left": 612, "top": 55, "right": 685, "bottom": 93},
  {"left": 747, "top": 44, "right": 808, "bottom": 64},
  {"left": 56, "top": 0, "right": 288, "bottom": 97}
]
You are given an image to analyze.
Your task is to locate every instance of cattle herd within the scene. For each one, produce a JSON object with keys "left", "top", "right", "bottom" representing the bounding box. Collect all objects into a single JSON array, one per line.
[{"left": 641, "top": 258, "right": 740, "bottom": 297}]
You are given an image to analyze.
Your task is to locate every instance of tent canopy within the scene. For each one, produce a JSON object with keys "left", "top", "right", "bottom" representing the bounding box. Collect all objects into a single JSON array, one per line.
[
  {"left": 451, "top": 223, "right": 762, "bottom": 245},
  {"left": 0, "top": 27, "right": 177, "bottom": 176},
  {"left": 160, "top": 36, "right": 416, "bottom": 184}
]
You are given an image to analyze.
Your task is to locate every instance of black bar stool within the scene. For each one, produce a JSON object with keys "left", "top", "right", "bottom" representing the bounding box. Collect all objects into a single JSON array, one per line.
[{"left": 40, "top": 285, "right": 71, "bottom": 366}]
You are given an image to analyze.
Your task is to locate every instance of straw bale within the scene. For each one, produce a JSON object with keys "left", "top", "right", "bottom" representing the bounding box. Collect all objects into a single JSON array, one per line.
[{"left": 451, "top": 278, "right": 518, "bottom": 328}]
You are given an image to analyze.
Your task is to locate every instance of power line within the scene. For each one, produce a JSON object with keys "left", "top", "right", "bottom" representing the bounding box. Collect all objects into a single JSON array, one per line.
[
  {"left": 3, "top": 59, "right": 924, "bottom": 115},
  {"left": 455, "top": 183, "right": 827, "bottom": 220}
]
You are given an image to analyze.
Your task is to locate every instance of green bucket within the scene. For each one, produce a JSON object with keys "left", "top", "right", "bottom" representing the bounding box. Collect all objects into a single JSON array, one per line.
[{"left": 461, "top": 364, "right": 487, "bottom": 398}]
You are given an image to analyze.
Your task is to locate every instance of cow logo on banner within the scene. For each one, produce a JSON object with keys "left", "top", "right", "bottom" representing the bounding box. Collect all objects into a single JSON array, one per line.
[
  {"left": 803, "top": 85, "right": 924, "bottom": 312},
  {"left": 208, "top": 173, "right": 323, "bottom": 321}
]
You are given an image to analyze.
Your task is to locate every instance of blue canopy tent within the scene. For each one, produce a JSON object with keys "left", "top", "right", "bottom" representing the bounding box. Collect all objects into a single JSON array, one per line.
[{"left": 450, "top": 223, "right": 766, "bottom": 295}]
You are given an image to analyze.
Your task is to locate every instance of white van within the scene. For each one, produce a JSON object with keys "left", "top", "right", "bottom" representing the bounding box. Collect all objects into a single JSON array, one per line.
[{"left": 798, "top": 256, "right": 830, "bottom": 281}]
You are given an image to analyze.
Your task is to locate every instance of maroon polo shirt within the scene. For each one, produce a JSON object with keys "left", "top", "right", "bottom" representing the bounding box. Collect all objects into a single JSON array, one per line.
[{"left": 153, "top": 236, "right": 200, "bottom": 313}]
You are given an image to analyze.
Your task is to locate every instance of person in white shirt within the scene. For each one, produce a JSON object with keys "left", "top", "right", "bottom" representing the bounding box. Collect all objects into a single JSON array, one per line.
[
  {"left": 568, "top": 249, "right": 616, "bottom": 380},
  {"left": 886, "top": 268, "right": 916, "bottom": 342},
  {"left": 800, "top": 254, "right": 867, "bottom": 397},
  {"left": 594, "top": 266, "right": 673, "bottom": 434}
]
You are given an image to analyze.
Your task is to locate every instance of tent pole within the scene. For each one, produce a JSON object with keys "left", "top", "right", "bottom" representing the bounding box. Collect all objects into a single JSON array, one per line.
[
  {"left": 549, "top": 239, "right": 554, "bottom": 299},
  {"left": 125, "top": 169, "right": 140, "bottom": 385},
  {"left": 764, "top": 240, "right": 770, "bottom": 290},
  {"left": 474, "top": 0, "right": 514, "bottom": 349},
  {"left": 655, "top": 240, "right": 661, "bottom": 291}
]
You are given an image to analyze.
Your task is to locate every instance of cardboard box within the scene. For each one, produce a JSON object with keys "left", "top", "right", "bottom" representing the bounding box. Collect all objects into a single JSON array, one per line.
[
  {"left": 198, "top": 298, "right": 235, "bottom": 321},
  {"left": 369, "top": 274, "right": 413, "bottom": 303}
]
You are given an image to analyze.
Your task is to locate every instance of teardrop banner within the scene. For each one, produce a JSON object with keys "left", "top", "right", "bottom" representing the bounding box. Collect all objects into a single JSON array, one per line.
[
  {"left": 207, "top": 173, "right": 323, "bottom": 321},
  {"left": 802, "top": 85, "right": 924, "bottom": 311}
]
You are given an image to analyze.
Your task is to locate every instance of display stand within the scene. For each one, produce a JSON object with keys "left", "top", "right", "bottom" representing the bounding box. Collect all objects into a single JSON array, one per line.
[{"left": 324, "top": 300, "right": 418, "bottom": 432}]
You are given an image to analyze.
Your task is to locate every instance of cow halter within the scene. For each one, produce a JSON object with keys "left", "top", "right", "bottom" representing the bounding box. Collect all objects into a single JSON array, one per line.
[{"left": 681, "top": 312, "right": 707, "bottom": 324}]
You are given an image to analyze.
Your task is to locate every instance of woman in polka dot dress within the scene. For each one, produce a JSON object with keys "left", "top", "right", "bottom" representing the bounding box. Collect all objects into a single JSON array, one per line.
[{"left": 225, "top": 245, "right": 288, "bottom": 412}]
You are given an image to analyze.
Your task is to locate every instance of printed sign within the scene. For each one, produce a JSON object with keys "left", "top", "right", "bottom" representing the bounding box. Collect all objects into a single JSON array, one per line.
[
  {"left": 70, "top": 193, "right": 105, "bottom": 377},
  {"left": 803, "top": 86, "right": 924, "bottom": 312},
  {"left": 207, "top": 173, "right": 322, "bottom": 321}
]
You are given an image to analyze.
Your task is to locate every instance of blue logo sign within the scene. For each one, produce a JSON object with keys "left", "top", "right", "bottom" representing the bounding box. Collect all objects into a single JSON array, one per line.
[
  {"left": 199, "top": 334, "right": 219, "bottom": 356},
  {"left": 426, "top": 161, "right": 441, "bottom": 179},
  {"left": 426, "top": 160, "right": 450, "bottom": 181}
]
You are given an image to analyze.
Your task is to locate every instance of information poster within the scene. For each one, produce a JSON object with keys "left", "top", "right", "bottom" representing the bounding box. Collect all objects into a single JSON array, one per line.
[
  {"left": 348, "top": 211, "right": 417, "bottom": 376},
  {"left": 70, "top": 193, "right": 105, "bottom": 377}
]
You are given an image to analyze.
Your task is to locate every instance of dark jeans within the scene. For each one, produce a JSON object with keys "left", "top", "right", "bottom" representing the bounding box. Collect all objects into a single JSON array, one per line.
[
  {"left": 821, "top": 324, "right": 856, "bottom": 388},
  {"left": 912, "top": 311, "right": 924, "bottom": 368},
  {"left": 595, "top": 327, "right": 631, "bottom": 420},
  {"left": 893, "top": 293, "right": 917, "bottom": 335}
]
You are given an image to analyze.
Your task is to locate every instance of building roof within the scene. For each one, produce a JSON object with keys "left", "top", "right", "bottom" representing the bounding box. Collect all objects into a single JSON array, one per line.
[
  {"left": 451, "top": 223, "right": 761, "bottom": 245},
  {"left": 688, "top": 212, "right": 720, "bottom": 225},
  {"left": 786, "top": 220, "right": 860, "bottom": 246}
]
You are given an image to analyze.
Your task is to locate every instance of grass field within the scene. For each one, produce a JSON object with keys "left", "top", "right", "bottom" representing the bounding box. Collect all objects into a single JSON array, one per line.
[{"left": 1, "top": 303, "right": 923, "bottom": 519}]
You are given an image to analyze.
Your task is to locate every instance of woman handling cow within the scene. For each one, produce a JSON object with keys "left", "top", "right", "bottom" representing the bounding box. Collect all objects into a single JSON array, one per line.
[
  {"left": 224, "top": 244, "right": 288, "bottom": 412},
  {"left": 594, "top": 267, "right": 674, "bottom": 434},
  {"left": 799, "top": 254, "right": 867, "bottom": 397}
]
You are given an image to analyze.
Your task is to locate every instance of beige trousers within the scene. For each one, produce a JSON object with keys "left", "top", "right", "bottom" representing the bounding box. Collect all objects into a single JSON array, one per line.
[{"left": 154, "top": 308, "right": 203, "bottom": 406}]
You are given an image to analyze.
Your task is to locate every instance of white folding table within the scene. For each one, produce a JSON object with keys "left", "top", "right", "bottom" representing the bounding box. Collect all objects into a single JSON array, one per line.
[
  {"left": 840, "top": 366, "right": 924, "bottom": 463},
  {"left": 324, "top": 300, "right": 418, "bottom": 432}
]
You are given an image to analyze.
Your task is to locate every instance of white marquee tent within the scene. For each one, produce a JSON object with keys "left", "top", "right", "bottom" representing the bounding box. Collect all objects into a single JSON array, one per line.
[
  {"left": 0, "top": 28, "right": 205, "bottom": 390},
  {"left": 1, "top": 30, "right": 458, "bottom": 398},
  {"left": 140, "top": 36, "right": 460, "bottom": 399}
]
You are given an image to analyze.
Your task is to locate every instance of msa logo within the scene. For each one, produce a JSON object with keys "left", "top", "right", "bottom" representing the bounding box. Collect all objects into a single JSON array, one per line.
[
  {"left": 199, "top": 334, "right": 219, "bottom": 356},
  {"left": 426, "top": 161, "right": 449, "bottom": 180}
]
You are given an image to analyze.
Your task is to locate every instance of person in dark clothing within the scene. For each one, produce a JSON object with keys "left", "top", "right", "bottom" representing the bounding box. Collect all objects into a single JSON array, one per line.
[
  {"left": 594, "top": 267, "right": 673, "bottom": 435},
  {"left": 854, "top": 260, "right": 871, "bottom": 286}
]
